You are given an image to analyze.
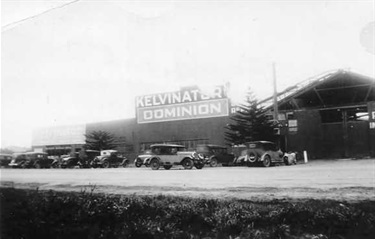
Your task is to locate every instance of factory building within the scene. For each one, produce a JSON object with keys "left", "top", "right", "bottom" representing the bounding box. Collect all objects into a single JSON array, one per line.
[{"left": 32, "top": 69, "right": 375, "bottom": 159}]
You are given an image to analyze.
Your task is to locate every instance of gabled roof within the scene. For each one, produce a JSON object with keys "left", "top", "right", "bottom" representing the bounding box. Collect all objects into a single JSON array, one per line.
[
  {"left": 260, "top": 69, "right": 375, "bottom": 111},
  {"left": 150, "top": 144, "right": 185, "bottom": 148}
]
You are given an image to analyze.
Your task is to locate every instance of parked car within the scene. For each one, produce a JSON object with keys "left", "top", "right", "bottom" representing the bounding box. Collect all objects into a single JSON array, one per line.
[
  {"left": 61, "top": 150, "right": 101, "bottom": 168},
  {"left": 0, "top": 154, "right": 13, "bottom": 167},
  {"left": 60, "top": 153, "right": 81, "bottom": 168},
  {"left": 243, "top": 141, "right": 285, "bottom": 167},
  {"left": 134, "top": 150, "right": 152, "bottom": 167},
  {"left": 195, "top": 144, "right": 235, "bottom": 167},
  {"left": 8, "top": 152, "right": 53, "bottom": 168},
  {"left": 141, "top": 144, "right": 205, "bottom": 170},
  {"left": 91, "top": 150, "right": 129, "bottom": 168}
]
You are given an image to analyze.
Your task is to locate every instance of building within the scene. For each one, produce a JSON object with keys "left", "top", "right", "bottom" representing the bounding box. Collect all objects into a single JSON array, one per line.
[
  {"left": 32, "top": 69, "right": 375, "bottom": 159},
  {"left": 261, "top": 69, "right": 375, "bottom": 159}
]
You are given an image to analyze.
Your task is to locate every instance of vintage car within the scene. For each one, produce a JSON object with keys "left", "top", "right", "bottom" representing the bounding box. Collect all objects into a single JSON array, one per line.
[
  {"left": 60, "top": 150, "right": 101, "bottom": 168},
  {"left": 0, "top": 154, "right": 13, "bottom": 167},
  {"left": 195, "top": 144, "right": 235, "bottom": 167},
  {"left": 8, "top": 152, "right": 53, "bottom": 168},
  {"left": 134, "top": 150, "right": 152, "bottom": 167},
  {"left": 242, "top": 141, "right": 285, "bottom": 167},
  {"left": 140, "top": 144, "right": 205, "bottom": 170},
  {"left": 90, "top": 150, "right": 129, "bottom": 168}
]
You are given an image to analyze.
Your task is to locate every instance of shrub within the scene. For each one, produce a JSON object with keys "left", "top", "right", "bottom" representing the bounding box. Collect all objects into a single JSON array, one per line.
[{"left": 1, "top": 188, "right": 374, "bottom": 239}]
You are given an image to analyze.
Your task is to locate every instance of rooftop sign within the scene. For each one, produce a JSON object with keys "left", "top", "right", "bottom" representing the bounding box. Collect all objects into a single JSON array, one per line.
[
  {"left": 136, "top": 86, "right": 229, "bottom": 124},
  {"left": 32, "top": 124, "right": 86, "bottom": 146}
]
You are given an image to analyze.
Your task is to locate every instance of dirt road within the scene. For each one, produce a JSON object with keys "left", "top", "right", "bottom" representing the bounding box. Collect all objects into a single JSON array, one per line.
[{"left": 1, "top": 159, "right": 374, "bottom": 201}]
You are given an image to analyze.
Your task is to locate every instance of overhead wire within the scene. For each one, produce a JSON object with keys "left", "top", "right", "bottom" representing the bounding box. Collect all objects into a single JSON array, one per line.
[{"left": 2, "top": 0, "right": 81, "bottom": 33}]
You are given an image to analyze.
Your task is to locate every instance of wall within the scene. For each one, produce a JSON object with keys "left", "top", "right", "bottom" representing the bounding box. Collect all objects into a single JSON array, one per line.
[{"left": 283, "top": 110, "right": 322, "bottom": 159}]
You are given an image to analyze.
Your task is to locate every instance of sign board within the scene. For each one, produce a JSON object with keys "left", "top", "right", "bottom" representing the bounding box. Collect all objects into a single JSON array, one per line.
[
  {"left": 32, "top": 124, "right": 86, "bottom": 146},
  {"left": 369, "top": 101, "right": 375, "bottom": 129},
  {"left": 288, "top": 119, "right": 298, "bottom": 127},
  {"left": 136, "top": 86, "right": 229, "bottom": 124}
]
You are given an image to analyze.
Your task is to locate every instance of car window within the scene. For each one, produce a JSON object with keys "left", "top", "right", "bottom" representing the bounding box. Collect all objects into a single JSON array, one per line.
[
  {"left": 196, "top": 146, "right": 208, "bottom": 152},
  {"left": 151, "top": 147, "right": 161, "bottom": 155},
  {"left": 170, "top": 148, "right": 178, "bottom": 154}
]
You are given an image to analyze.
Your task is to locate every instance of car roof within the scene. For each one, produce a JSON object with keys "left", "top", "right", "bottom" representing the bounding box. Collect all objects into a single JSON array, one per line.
[
  {"left": 13, "top": 152, "right": 48, "bottom": 156},
  {"left": 150, "top": 144, "right": 185, "bottom": 148},
  {"left": 196, "top": 144, "right": 227, "bottom": 149},
  {"left": 0, "top": 154, "right": 12, "bottom": 156},
  {"left": 246, "top": 141, "right": 275, "bottom": 144}
]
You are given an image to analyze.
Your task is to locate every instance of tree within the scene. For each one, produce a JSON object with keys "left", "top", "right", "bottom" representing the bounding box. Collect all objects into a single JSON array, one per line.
[
  {"left": 225, "top": 89, "right": 277, "bottom": 145},
  {"left": 85, "top": 130, "right": 117, "bottom": 151}
]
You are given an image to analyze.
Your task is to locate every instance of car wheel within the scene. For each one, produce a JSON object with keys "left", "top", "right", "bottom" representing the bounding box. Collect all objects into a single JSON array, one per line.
[
  {"left": 135, "top": 159, "right": 143, "bottom": 168},
  {"left": 102, "top": 161, "right": 110, "bottom": 168},
  {"left": 34, "top": 163, "right": 41, "bottom": 169},
  {"left": 122, "top": 160, "right": 129, "bottom": 168},
  {"left": 263, "top": 155, "right": 271, "bottom": 167},
  {"left": 163, "top": 165, "right": 172, "bottom": 170},
  {"left": 182, "top": 158, "right": 193, "bottom": 170},
  {"left": 150, "top": 158, "right": 160, "bottom": 170},
  {"left": 283, "top": 156, "right": 289, "bottom": 166},
  {"left": 195, "top": 163, "right": 204, "bottom": 169},
  {"left": 247, "top": 153, "right": 257, "bottom": 166},
  {"left": 210, "top": 158, "right": 218, "bottom": 167}
]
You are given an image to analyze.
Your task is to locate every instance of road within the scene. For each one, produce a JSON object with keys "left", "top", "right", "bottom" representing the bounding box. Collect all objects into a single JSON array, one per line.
[{"left": 1, "top": 159, "right": 374, "bottom": 201}]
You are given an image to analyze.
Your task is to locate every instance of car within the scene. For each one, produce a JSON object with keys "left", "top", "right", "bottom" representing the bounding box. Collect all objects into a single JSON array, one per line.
[
  {"left": 60, "top": 150, "right": 101, "bottom": 169},
  {"left": 60, "top": 153, "right": 81, "bottom": 168},
  {"left": 140, "top": 144, "right": 205, "bottom": 170},
  {"left": 195, "top": 144, "right": 235, "bottom": 167},
  {"left": 134, "top": 150, "right": 152, "bottom": 167},
  {"left": 242, "top": 141, "right": 286, "bottom": 167},
  {"left": 0, "top": 154, "right": 13, "bottom": 167},
  {"left": 90, "top": 150, "right": 129, "bottom": 168},
  {"left": 8, "top": 152, "right": 53, "bottom": 168}
]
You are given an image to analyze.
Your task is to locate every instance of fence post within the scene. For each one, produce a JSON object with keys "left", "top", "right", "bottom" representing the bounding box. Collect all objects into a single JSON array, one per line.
[{"left": 303, "top": 150, "right": 308, "bottom": 163}]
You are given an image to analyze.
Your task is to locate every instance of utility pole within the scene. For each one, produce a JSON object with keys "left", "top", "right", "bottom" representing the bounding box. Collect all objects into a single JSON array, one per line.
[{"left": 272, "top": 62, "right": 278, "bottom": 121}]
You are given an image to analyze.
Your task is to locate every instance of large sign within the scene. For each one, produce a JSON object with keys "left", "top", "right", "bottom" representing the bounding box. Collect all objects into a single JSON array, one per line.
[
  {"left": 136, "top": 86, "right": 229, "bottom": 124},
  {"left": 32, "top": 124, "right": 86, "bottom": 146}
]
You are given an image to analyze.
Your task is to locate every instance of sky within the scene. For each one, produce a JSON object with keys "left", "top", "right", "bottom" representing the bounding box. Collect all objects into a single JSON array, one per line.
[{"left": 1, "top": 0, "right": 374, "bottom": 148}]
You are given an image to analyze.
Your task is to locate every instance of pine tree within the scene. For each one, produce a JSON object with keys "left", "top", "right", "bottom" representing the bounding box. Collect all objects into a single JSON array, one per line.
[
  {"left": 225, "top": 89, "right": 277, "bottom": 145},
  {"left": 85, "top": 130, "right": 117, "bottom": 151}
]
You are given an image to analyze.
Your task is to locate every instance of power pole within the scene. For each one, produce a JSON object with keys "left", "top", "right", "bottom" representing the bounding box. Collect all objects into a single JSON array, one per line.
[{"left": 272, "top": 62, "right": 278, "bottom": 121}]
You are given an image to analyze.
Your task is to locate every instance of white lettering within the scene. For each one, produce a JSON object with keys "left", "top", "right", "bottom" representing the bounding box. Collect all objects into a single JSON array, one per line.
[
  {"left": 213, "top": 87, "right": 223, "bottom": 98},
  {"left": 144, "top": 110, "right": 153, "bottom": 120},
  {"left": 182, "top": 91, "right": 192, "bottom": 102},
  {"left": 210, "top": 103, "right": 221, "bottom": 113},
  {"left": 191, "top": 89, "right": 199, "bottom": 101},
  {"left": 152, "top": 95, "right": 160, "bottom": 105},
  {"left": 154, "top": 109, "right": 163, "bottom": 119},
  {"left": 198, "top": 104, "right": 209, "bottom": 114},
  {"left": 144, "top": 96, "right": 152, "bottom": 107},
  {"left": 182, "top": 106, "right": 192, "bottom": 116},
  {"left": 164, "top": 108, "right": 175, "bottom": 118},
  {"left": 159, "top": 94, "right": 168, "bottom": 105},
  {"left": 172, "top": 92, "right": 181, "bottom": 104},
  {"left": 201, "top": 93, "right": 210, "bottom": 100},
  {"left": 136, "top": 96, "right": 144, "bottom": 107}
]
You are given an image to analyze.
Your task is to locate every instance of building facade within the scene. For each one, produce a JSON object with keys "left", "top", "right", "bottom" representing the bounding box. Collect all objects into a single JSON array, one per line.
[{"left": 32, "top": 70, "right": 375, "bottom": 160}]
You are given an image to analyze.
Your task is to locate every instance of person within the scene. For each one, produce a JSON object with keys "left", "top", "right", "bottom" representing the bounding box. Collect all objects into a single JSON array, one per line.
[{"left": 154, "top": 147, "right": 160, "bottom": 154}]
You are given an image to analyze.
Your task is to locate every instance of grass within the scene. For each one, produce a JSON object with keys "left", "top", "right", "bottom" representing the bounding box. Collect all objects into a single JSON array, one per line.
[{"left": 1, "top": 187, "right": 374, "bottom": 239}]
